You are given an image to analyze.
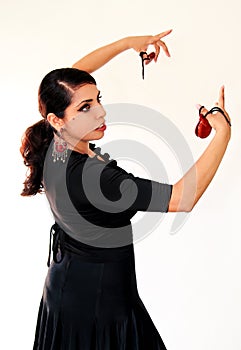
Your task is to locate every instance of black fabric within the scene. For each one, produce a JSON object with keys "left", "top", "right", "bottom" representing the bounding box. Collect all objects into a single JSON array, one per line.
[
  {"left": 67, "top": 149, "right": 172, "bottom": 214},
  {"left": 33, "top": 225, "right": 168, "bottom": 350},
  {"left": 42, "top": 143, "right": 172, "bottom": 247},
  {"left": 34, "top": 143, "right": 172, "bottom": 349}
]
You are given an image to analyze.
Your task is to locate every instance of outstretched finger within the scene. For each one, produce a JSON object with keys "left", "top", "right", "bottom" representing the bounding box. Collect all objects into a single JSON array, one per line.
[
  {"left": 155, "top": 29, "right": 173, "bottom": 39},
  {"left": 218, "top": 85, "right": 225, "bottom": 108}
]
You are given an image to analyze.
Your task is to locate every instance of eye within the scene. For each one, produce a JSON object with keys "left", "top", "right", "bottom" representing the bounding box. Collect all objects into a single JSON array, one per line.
[
  {"left": 78, "top": 103, "right": 91, "bottom": 113},
  {"left": 77, "top": 95, "right": 103, "bottom": 113}
]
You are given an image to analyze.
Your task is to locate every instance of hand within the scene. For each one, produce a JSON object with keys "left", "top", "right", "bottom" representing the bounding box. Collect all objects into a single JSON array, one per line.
[
  {"left": 196, "top": 86, "right": 231, "bottom": 136},
  {"left": 127, "top": 29, "right": 172, "bottom": 63}
]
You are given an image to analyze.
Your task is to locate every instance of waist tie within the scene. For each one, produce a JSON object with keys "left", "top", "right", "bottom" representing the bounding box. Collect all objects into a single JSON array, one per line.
[{"left": 47, "top": 223, "right": 65, "bottom": 267}]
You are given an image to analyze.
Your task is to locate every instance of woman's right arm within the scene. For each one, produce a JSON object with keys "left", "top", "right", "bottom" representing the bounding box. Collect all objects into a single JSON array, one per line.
[
  {"left": 72, "top": 30, "right": 172, "bottom": 73},
  {"left": 168, "top": 86, "right": 231, "bottom": 212}
]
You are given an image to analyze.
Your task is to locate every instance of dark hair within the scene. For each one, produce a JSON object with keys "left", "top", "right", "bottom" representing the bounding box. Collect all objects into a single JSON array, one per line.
[{"left": 20, "top": 68, "right": 96, "bottom": 196}]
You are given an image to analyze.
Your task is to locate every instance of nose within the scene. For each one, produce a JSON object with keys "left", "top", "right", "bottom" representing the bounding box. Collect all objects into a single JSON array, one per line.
[{"left": 94, "top": 104, "right": 106, "bottom": 121}]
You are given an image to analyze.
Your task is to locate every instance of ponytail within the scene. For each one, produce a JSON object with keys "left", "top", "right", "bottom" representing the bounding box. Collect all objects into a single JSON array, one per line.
[
  {"left": 20, "top": 67, "right": 96, "bottom": 196},
  {"left": 20, "top": 119, "right": 54, "bottom": 196}
]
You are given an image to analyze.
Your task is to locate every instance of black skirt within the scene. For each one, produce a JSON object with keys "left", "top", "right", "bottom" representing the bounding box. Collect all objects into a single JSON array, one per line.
[{"left": 33, "top": 224, "right": 167, "bottom": 350}]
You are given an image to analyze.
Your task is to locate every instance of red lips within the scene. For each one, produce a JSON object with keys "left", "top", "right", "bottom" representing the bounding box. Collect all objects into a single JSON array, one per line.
[
  {"left": 195, "top": 114, "right": 212, "bottom": 138},
  {"left": 95, "top": 124, "right": 106, "bottom": 131}
]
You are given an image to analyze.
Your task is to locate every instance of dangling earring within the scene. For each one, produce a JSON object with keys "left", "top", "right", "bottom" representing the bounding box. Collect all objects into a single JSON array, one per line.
[{"left": 52, "top": 127, "right": 68, "bottom": 163}]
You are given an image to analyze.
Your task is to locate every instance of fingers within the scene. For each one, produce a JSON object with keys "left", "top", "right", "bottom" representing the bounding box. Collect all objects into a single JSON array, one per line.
[
  {"left": 154, "top": 40, "right": 170, "bottom": 57},
  {"left": 196, "top": 104, "right": 208, "bottom": 116},
  {"left": 198, "top": 86, "right": 225, "bottom": 112},
  {"left": 154, "top": 44, "right": 160, "bottom": 62},
  {"left": 218, "top": 85, "right": 225, "bottom": 108},
  {"left": 149, "top": 36, "right": 171, "bottom": 57},
  {"left": 148, "top": 30, "right": 172, "bottom": 58},
  {"left": 155, "top": 29, "right": 173, "bottom": 39},
  {"left": 150, "top": 44, "right": 160, "bottom": 63},
  {"left": 196, "top": 101, "right": 231, "bottom": 127}
]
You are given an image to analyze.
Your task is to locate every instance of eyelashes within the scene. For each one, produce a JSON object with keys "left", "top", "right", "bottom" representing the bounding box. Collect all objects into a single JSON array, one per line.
[
  {"left": 78, "top": 104, "right": 90, "bottom": 113},
  {"left": 78, "top": 96, "right": 102, "bottom": 113}
]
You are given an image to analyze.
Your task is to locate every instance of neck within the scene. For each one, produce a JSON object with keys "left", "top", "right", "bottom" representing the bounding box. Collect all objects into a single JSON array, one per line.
[{"left": 70, "top": 141, "right": 91, "bottom": 155}]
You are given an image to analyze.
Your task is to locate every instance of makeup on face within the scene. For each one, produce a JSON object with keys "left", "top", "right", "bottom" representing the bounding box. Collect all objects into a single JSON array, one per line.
[{"left": 62, "top": 85, "right": 107, "bottom": 145}]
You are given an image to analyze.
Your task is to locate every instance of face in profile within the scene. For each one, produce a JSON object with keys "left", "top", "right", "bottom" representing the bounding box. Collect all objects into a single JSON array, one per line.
[
  {"left": 47, "top": 83, "right": 107, "bottom": 150},
  {"left": 62, "top": 84, "right": 107, "bottom": 146}
]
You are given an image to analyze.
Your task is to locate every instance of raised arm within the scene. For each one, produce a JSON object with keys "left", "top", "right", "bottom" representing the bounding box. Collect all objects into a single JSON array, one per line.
[
  {"left": 168, "top": 86, "right": 231, "bottom": 212},
  {"left": 72, "top": 30, "right": 172, "bottom": 73}
]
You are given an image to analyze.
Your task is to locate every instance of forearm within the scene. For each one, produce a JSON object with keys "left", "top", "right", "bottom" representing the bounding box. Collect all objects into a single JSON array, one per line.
[
  {"left": 72, "top": 37, "right": 130, "bottom": 73},
  {"left": 71, "top": 30, "right": 172, "bottom": 73},
  {"left": 169, "top": 130, "right": 230, "bottom": 212}
]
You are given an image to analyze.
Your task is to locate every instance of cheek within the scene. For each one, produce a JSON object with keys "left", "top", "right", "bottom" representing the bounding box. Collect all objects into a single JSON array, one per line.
[{"left": 65, "top": 114, "right": 99, "bottom": 139}]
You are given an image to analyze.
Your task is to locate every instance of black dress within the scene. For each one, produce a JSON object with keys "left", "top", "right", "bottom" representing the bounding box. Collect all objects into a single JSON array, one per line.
[{"left": 33, "top": 142, "right": 172, "bottom": 350}]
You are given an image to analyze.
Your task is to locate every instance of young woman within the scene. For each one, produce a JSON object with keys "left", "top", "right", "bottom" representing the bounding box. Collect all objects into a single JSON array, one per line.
[{"left": 20, "top": 30, "right": 231, "bottom": 350}]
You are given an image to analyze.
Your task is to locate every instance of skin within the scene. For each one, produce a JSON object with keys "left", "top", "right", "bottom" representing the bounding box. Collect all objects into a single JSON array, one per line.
[
  {"left": 48, "top": 31, "right": 173, "bottom": 157},
  {"left": 47, "top": 84, "right": 106, "bottom": 157},
  {"left": 72, "top": 30, "right": 173, "bottom": 73},
  {"left": 169, "top": 86, "right": 231, "bottom": 212},
  {"left": 51, "top": 31, "right": 231, "bottom": 212}
]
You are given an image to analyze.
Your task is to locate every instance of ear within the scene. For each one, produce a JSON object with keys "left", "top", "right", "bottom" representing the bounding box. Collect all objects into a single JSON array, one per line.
[{"left": 46, "top": 113, "right": 65, "bottom": 131}]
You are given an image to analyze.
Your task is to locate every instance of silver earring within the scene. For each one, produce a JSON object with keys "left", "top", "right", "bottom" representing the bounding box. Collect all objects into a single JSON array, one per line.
[{"left": 52, "top": 128, "right": 68, "bottom": 163}]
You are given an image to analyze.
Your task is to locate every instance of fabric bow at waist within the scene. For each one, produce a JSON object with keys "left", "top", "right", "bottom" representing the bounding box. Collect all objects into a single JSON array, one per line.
[
  {"left": 47, "top": 222, "right": 134, "bottom": 267},
  {"left": 47, "top": 223, "right": 65, "bottom": 267}
]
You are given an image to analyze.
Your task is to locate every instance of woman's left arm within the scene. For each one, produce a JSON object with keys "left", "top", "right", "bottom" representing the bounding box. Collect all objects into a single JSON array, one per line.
[{"left": 72, "top": 30, "right": 172, "bottom": 73}]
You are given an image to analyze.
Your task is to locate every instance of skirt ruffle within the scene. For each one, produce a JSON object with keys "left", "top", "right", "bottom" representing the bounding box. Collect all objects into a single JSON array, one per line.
[{"left": 33, "top": 294, "right": 166, "bottom": 350}]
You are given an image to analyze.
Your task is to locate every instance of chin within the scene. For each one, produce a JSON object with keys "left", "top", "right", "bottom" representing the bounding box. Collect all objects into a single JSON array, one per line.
[
  {"left": 92, "top": 135, "right": 104, "bottom": 140},
  {"left": 90, "top": 132, "right": 105, "bottom": 140}
]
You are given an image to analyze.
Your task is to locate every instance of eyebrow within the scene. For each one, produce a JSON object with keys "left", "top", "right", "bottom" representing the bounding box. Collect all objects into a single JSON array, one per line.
[{"left": 74, "top": 90, "right": 101, "bottom": 107}]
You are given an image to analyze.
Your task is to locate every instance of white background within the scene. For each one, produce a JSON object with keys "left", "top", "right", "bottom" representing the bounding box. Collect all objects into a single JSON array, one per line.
[{"left": 1, "top": 0, "right": 241, "bottom": 349}]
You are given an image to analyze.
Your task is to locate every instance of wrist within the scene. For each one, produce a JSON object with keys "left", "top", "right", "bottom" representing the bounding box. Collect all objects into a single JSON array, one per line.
[
  {"left": 124, "top": 36, "right": 134, "bottom": 50},
  {"left": 215, "top": 127, "right": 231, "bottom": 142},
  {"left": 112, "top": 37, "right": 131, "bottom": 52}
]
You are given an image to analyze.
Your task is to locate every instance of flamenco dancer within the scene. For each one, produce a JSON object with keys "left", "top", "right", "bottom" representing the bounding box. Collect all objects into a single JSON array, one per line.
[{"left": 20, "top": 29, "right": 231, "bottom": 349}]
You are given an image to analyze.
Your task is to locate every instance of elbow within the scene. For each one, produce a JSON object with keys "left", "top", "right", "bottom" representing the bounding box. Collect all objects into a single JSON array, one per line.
[
  {"left": 72, "top": 63, "right": 81, "bottom": 70},
  {"left": 168, "top": 198, "right": 193, "bottom": 212},
  {"left": 181, "top": 199, "right": 196, "bottom": 212},
  {"left": 186, "top": 201, "right": 198, "bottom": 212},
  {"left": 169, "top": 203, "right": 193, "bottom": 213},
  {"left": 168, "top": 182, "right": 195, "bottom": 213},
  {"left": 72, "top": 63, "right": 93, "bottom": 73},
  {"left": 72, "top": 64, "right": 83, "bottom": 70},
  {"left": 181, "top": 205, "right": 193, "bottom": 213},
  {"left": 176, "top": 198, "right": 197, "bottom": 212}
]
